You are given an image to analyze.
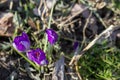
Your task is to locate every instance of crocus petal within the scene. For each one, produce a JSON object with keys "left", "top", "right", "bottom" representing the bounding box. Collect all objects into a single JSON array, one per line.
[
  {"left": 12, "top": 43, "right": 25, "bottom": 52},
  {"left": 39, "top": 59, "right": 48, "bottom": 66},
  {"left": 27, "top": 48, "right": 48, "bottom": 66},
  {"left": 45, "top": 29, "right": 58, "bottom": 45},
  {"left": 12, "top": 32, "right": 30, "bottom": 52},
  {"left": 20, "top": 41, "right": 30, "bottom": 50},
  {"left": 22, "top": 32, "right": 30, "bottom": 42}
]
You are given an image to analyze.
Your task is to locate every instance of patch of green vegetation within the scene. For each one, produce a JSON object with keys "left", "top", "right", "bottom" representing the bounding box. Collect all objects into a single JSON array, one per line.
[
  {"left": 112, "top": 0, "right": 120, "bottom": 10},
  {"left": 79, "top": 44, "right": 120, "bottom": 80}
]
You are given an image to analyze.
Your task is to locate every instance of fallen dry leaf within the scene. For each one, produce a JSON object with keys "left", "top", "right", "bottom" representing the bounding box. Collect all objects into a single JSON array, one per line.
[
  {"left": 28, "top": 17, "right": 37, "bottom": 30},
  {"left": 71, "top": 4, "right": 88, "bottom": 16},
  {"left": 0, "top": 0, "right": 7, "bottom": 4},
  {"left": 95, "top": 1, "right": 106, "bottom": 9},
  {"left": 0, "top": 12, "right": 15, "bottom": 37}
]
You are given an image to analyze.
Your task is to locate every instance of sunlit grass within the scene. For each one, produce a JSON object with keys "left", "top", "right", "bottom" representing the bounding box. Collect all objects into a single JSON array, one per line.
[{"left": 79, "top": 44, "right": 120, "bottom": 80}]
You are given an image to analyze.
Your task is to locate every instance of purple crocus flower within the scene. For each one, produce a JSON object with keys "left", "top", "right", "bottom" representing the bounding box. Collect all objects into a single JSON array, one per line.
[
  {"left": 27, "top": 48, "right": 48, "bottom": 66},
  {"left": 12, "top": 32, "right": 30, "bottom": 52},
  {"left": 45, "top": 29, "right": 58, "bottom": 45}
]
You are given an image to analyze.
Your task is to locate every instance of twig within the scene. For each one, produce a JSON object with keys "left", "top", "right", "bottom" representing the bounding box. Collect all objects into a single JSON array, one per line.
[
  {"left": 38, "top": 0, "right": 43, "bottom": 16},
  {"left": 92, "top": 10, "right": 107, "bottom": 28},
  {"left": 69, "top": 25, "right": 120, "bottom": 65},
  {"left": 80, "top": 0, "right": 107, "bottom": 28},
  {"left": 75, "top": 62, "right": 82, "bottom": 80},
  {"left": 0, "top": 62, "right": 9, "bottom": 71},
  {"left": 64, "top": 18, "right": 80, "bottom": 26},
  {"left": 9, "top": 0, "right": 13, "bottom": 10},
  {"left": 80, "top": 11, "right": 92, "bottom": 49},
  {"left": 58, "top": 7, "right": 88, "bottom": 27}
]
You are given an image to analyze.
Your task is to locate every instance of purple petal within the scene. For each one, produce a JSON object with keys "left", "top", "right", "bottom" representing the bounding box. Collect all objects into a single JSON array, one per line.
[
  {"left": 12, "top": 43, "right": 25, "bottom": 52},
  {"left": 39, "top": 59, "right": 48, "bottom": 66},
  {"left": 22, "top": 32, "right": 30, "bottom": 42},
  {"left": 74, "top": 41, "right": 79, "bottom": 50},
  {"left": 26, "top": 49, "right": 35, "bottom": 60}
]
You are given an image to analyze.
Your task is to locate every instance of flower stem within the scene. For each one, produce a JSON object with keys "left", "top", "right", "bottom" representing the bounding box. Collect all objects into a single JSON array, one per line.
[
  {"left": 14, "top": 49, "right": 39, "bottom": 71},
  {"left": 44, "top": 4, "right": 54, "bottom": 52},
  {"left": 47, "top": 44, "right": 53, "bottom": 62}
]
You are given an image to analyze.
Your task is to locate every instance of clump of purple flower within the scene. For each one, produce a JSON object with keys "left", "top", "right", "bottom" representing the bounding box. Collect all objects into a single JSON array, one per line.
[
  {"left": 13, "top": 32, "right": 50, "bottom": 66},
  {"left": 12, "top": 29, "right": 58, "bottom": 66}
]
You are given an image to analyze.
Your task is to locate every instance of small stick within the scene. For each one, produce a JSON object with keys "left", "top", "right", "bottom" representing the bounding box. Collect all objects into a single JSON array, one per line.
[
  {"left": 58, "top": 7, "right": 88, "bottom": 27},
  {"left": 69, "top": 25, "right": 120, "bottom": 65}
]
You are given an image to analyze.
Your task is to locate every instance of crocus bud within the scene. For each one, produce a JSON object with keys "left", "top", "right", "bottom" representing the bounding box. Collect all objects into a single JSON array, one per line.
[
  {"left": 73, "top": 41, "right": 79, "bottom": 50},
  {"left": 12, "top": 32, "right": 30, "bottom": 52},
  {"left": 45, "top": 29, "right": 58, "bottom": 45}
]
